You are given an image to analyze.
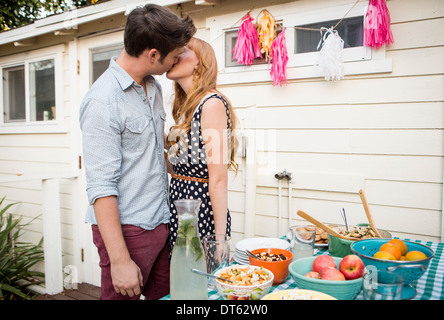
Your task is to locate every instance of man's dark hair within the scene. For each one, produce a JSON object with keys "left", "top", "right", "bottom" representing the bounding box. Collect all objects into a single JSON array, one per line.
[{"left": 124, "top": 4, "right": 196, "bottom": 60}]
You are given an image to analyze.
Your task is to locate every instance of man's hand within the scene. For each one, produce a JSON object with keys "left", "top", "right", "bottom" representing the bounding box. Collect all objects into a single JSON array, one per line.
[
  {"left": 93, "top": 196, "right": 143, "bottom": 298},
  {"left": 111, "top": 258, "right": 143, "bottom": 297}
]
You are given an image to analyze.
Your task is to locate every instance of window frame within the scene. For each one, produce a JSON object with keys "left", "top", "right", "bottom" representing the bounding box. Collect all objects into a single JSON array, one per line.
[
  {"left": 207, "top": 2, "right": 392, "bottom": 85},
  {"left": 0, "top": 45, "right": 64, "bottom": 134}
]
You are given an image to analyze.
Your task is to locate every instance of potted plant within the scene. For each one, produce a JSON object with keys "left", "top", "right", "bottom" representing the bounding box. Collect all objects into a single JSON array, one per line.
[{"left": 0, "top": 196, "right": 44, "bottom": 300}]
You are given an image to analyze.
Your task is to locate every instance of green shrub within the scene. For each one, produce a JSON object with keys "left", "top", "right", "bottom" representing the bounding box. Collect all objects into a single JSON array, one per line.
[{"left": 0, "top": 196, "right": 45, "bottom": 300}]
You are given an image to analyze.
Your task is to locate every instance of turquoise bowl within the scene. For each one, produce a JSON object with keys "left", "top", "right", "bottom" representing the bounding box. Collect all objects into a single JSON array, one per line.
[
  {"left": 289, "top": 256, "right": 363, "bottom": 300},
  {"left": 350, "top": 238, "right": 434, "bottom": 299}
]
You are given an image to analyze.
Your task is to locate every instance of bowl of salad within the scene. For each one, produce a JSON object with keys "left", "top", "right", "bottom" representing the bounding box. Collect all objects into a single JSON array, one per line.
[
  {"left": 328, "top": 223, "right": 392, "bottom": 258},
  {"left": 214, "top": 265, "right": 274, "bottom": 300}
]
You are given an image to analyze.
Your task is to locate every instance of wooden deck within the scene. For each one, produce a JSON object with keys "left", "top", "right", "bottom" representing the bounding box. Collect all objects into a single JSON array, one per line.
[{"left": 32, "top": 283, "right": 100, "bottom": 300}]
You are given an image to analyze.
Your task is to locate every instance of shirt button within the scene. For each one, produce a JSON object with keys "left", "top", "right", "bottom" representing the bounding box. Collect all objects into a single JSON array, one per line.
[{"left": 138, "top": 128, "right": 142, "bottom": 132}]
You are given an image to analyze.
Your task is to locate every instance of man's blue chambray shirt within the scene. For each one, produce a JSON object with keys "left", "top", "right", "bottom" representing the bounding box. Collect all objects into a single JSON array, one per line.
[{"left": 79, "top": 57, "right": 169, "bottom": 230}]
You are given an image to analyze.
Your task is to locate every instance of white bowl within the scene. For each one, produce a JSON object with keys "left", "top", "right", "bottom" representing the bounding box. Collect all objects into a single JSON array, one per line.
[{"left": 214, "top": 265, "right": 274, "bottom": 300}]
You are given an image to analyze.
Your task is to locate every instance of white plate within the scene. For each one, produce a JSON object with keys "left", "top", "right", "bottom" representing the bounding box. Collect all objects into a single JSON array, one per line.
[
  {"left": 235, "top": 237, "right": 291, "bottom": 252},
  {"left": 262, "top": 289, "right": 337, "bottom": 300},
  {"left": 233, "top": 251, "right": 249, "bottom": 265}
]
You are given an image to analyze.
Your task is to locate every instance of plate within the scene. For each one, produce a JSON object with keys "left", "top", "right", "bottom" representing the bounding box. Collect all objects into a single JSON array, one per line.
[
  {"left": 235, "top": 237, "right": 291, "bottom": 252},
  {"left": 262, "top": 289, "right": 337, "bottom": 300}
]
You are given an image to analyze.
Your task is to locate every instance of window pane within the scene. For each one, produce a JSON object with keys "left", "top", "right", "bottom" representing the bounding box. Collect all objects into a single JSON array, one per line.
[
  {"left": 3, "top": 65, "right": 26, "bottom": 123},
  {"left": 92, "top": 47, "right": 122, "bottom": 84},
  {"left": 295, "top": 16, "right": 363, "bottom": 54},
  {"left": 225, "top": 25, "right": 283, "bottom": 67},
  {"left": 29, "top": 59, "right": 55, "bottom": 121}
]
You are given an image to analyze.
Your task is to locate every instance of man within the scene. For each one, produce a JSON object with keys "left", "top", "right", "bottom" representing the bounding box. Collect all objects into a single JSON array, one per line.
[{"left": 79, "top": 4, "right": 196, "bottom": 300}]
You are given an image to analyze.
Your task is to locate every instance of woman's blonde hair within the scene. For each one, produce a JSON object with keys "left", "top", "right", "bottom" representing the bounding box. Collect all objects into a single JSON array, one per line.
[{"left": 168, "top": 37, "right": 238, "bottom": 173}]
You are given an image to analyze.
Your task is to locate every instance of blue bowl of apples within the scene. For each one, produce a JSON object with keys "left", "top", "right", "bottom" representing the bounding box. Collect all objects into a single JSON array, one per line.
[{"left": 289, "top": 254, "right": 365, "bottom": 300}]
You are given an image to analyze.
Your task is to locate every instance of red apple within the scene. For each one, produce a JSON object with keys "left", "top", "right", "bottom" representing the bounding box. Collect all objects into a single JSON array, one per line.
[
  {"left": 319, "top": 267, "right": 346, "bottom": 281},
  {"left": 304, "top": 271, "right": 319, "bottom": 279},
  {"left": 312, "top": 255, "right": 337, "bottom": 273},
  {"left": 339, "top": 254, "right": 365, "bottom": 280}
]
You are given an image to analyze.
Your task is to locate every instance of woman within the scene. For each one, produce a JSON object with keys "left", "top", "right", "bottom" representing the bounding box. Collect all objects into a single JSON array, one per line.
[{"left": 166, "top": 37, "right": 237, "bottom": 249}]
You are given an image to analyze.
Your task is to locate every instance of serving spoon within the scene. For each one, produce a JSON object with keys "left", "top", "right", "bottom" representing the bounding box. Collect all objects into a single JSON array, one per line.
[
  {"left": 296, "top": 210, "right": 356, "bottom": 240},
  {"left": 191, "top": 268, "right": 233, "bottom": 283},
  {"left": 358, "top": 189, "right": 382, "bottom": 238},
  {"left": 340, "top": 207, "right": 350, "bottom": 233}
]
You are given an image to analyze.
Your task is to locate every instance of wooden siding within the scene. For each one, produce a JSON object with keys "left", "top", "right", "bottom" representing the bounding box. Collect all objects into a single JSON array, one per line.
[
  {"left": 199, "top": 0, "right": 444, "bottom": 243},
  {"left": 0, "top": 41, "right": 77, "bottom": 271}
]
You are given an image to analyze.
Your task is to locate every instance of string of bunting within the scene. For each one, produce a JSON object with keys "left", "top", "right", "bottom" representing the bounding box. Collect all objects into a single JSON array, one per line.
[{"left": 231, "top": 0, "right": 394, "bottom": 86}]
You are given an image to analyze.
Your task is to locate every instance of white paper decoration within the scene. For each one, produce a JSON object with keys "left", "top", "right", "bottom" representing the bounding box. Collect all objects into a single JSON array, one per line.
[{"left": 318, "top": 27, "right": 344, "bottom": 81}]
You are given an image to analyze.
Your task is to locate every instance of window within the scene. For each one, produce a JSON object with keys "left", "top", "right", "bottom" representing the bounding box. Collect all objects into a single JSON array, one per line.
[
  {"left": 225, "top": 25, "right": 283, "bottom": 68},
  {"left": 3, "top": 65, "right": 25, "bottom": 123},
  {"left": 29, "top": 59, "right": 56, "bottom": 121},
  {"left": 208, "top": 1, "right": 392, "bottom": 85},
  {"left": 295, "top": 16, "right": 363, "bottom": 54},
  {"left": 2, "top": 57, "right": 57, "bottom": 124},
  {"left": 91, "top": 45, "right": 123, "bottom": 85}
]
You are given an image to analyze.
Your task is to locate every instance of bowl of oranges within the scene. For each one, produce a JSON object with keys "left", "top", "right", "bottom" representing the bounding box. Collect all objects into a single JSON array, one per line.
[{"left": 351, "top": 238, "right": 434, "bottom": 299}]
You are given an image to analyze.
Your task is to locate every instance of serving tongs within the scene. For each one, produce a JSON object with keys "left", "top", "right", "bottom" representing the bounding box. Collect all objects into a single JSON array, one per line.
[
  {"left": 191, "top": 268, "right": 233, "bottom": 283},
  {"left": 296, "top": 210, "right": 355, "bottom": 241},
  {"left": 358, "top": 189, "right": 382, "bottom": 238},
  {"left": 245, "top": 249, "right": 259, "bottom": 260}
]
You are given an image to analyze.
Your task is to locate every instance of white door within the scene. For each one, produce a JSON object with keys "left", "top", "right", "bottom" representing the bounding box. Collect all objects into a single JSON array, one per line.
[{"left": 76, "top": 31, "right": 124, "bottom": 286}]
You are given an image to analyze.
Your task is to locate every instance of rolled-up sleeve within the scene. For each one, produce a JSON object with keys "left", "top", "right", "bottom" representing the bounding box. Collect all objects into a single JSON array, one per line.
[{"left": 80, "top": 98, "right": 122, "bottom": 205}]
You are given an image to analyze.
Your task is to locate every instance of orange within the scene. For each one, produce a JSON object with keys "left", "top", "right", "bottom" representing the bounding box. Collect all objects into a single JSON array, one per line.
[
  {"left": 405, "top": 250, "right": 427, "bottom": 261},
  {"left": 373, "top": 251, "right": 396, "bottom": 260},
  {"left": 388, "top": 239, "right": 408, "bottom": 256},
  {"left": 379, "top": 243, "right": 402, "bottom": 260}
]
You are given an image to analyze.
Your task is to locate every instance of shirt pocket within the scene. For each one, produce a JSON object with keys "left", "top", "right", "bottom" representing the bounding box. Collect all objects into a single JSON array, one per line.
[{"left": 123, "top": 115, "right": 152, "bottom": 152}]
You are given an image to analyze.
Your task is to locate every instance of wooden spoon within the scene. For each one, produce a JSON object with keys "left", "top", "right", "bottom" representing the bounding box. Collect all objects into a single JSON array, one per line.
[
  {"left": 296, "top": 210, "right": 355, "bottom": 241},
  {"left": 358, "top": 189, "right": 382, "bottom": 238}
]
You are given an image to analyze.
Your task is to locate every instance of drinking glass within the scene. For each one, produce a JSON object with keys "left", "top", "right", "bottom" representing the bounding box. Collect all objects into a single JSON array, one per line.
[
  {"left": 289, "top": 225, "right": 316, "bottom": 260},
  {"left": 363, "top": 269, "right": 404, "bottom": 300},
  {"left": 202, "top": 234, "right": 230, "bottom": 288}
]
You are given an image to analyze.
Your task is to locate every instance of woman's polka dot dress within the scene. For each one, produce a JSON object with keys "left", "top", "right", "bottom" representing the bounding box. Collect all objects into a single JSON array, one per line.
[{"left": 168, "top": 93, "right": 232, "bottom": 250}]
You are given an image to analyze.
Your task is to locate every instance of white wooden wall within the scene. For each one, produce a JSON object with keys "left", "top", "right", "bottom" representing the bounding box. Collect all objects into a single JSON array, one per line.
[
  {"left": 0, "top": 43, "right": 78, "bottom": 273},
  {"left": 187, "top": 0, "right": 444, "bottom": 243}
]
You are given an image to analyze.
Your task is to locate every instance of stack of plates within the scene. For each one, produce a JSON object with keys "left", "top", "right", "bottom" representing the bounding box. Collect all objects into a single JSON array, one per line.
[{"left": 234, "top": 237, "right": 291, "bottom": 265}]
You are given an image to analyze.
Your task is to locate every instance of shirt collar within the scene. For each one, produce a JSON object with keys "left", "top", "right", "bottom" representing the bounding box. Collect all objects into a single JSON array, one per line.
[
  {"left": 108, "top": 56, "right": 155, "bottom": 91},
  {"left": 109, "top": 56, "right": 134, "bottom": 90}
]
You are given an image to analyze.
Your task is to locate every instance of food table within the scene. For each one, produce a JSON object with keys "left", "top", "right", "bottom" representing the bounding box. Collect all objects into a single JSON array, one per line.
[{"left": 163, "top": 238, "right": 444, "bottom": 300}]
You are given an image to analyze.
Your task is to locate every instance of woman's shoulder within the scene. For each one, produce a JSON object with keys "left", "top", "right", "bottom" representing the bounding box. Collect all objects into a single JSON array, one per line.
[
  {"left": 200, "top": 91, "right": 228, "bottom": 108},
  {"left": 200, "top": 94, "right": 228, "bottom": 123}
]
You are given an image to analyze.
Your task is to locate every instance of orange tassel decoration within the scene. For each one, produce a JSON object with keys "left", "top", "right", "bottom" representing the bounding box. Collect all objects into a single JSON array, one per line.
[{"left": 256, "top": 10, "right": 277, "bottom": 61}]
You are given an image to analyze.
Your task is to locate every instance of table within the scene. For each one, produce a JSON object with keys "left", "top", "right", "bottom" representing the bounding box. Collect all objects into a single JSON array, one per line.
[{"left": 164, "top": 238, "right": 444, "bottom": 300}]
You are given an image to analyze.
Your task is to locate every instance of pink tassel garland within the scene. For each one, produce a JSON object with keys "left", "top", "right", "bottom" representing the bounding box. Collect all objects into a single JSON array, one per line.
[
  {"left": 364, "top": 0, "right": 394, "bottom": 48},
  {"left": 268, "top": 29, "right": 288, "bottom": 86},
  {"left": 232, "top": 13, "right": 262, "bottom": 65}
]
